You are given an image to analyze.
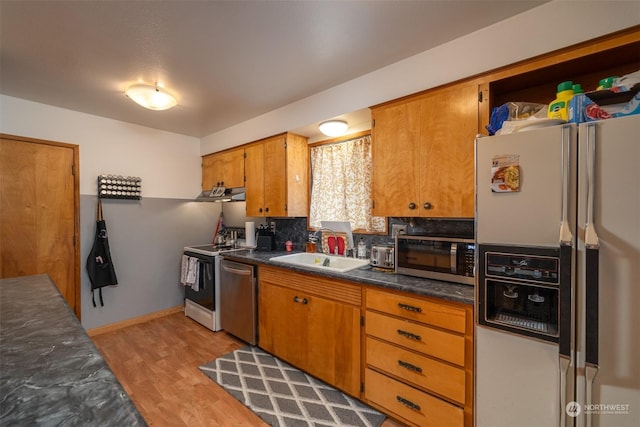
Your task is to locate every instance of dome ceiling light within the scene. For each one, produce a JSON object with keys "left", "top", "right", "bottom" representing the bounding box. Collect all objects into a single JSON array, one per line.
[
  {"left": 125, "top": 84, "right": 178, "bottom": 111},
  {"left": 318, "top": 120, "right": 349, "bottom": 137}
]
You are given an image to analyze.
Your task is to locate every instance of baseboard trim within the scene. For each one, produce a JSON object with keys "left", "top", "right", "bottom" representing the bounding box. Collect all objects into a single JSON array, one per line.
[{"left": 86, "top": 305, "right": 184, "bottom": 337}]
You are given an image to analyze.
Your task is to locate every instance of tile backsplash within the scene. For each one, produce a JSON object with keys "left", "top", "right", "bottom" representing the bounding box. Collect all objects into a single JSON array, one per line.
[{"left": 266, "top": 217, "right": 474, "bottom": 253}]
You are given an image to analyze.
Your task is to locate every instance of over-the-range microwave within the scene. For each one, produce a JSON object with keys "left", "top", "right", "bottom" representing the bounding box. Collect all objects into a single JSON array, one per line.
[{"left": 395, "top": 235, "right": 475, "bottom": 286}]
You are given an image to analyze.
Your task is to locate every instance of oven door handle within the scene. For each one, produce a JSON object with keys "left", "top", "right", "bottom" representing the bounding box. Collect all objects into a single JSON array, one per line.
[{"left": 450, "top": 244, "right": 458, "bottom": 274}]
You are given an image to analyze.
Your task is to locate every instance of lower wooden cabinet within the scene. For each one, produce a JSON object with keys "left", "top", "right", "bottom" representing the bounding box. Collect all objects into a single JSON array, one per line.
[
  {"left": 366, "top": 337, "right": 466, "bottom": 405},
  {"left": 365, "top": 368, "right": 464, "bottom": 427},
  {"left": 258, "top": 266, "right": 361, "bottom": 397},
  {"left": 364, "top": 287, "right": 474, "bottom": 427},
  {"left": 256, "top": 266, "right": 474, "bottom": 425}
]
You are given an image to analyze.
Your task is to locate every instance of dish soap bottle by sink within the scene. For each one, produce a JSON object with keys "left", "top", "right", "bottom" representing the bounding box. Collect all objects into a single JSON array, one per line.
[{"left": 357, "top": 237, "right": 367, "bottom": 259}]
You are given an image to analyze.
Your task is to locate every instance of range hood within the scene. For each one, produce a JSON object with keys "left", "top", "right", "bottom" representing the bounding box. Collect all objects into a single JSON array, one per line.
[{"left": 196, "top": 186, "right": 246, "bottom": 202}]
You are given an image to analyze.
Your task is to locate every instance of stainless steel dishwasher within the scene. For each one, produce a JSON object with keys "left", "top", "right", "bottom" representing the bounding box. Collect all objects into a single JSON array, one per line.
[{"left": 219, "top": 259, "right": 257, "bottom": 345}]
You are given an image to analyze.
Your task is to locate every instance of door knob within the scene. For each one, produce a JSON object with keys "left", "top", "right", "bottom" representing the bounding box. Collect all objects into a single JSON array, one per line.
[
  {"left": 423, "top": 202, "right": 432, "bottom": 210},
  {"left": 408, "top": 202, "right": 416, "bottom": 210}
]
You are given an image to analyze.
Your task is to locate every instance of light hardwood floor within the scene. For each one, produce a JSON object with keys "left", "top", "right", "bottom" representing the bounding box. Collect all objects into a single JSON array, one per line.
[{"left": 92, "top": 312, "right": 405, "bottom": 427}]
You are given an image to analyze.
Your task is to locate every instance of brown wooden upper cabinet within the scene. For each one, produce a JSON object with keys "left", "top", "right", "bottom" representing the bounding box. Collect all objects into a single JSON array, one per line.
[
  {"left": 371, "top": 81, "right": 480, "bottom": 218},
  {"left": 201, "top": 147, "right": 245, "bottom": 190},
  {"left": 244, "top": 132, "right": 309, "bottom": 217}
]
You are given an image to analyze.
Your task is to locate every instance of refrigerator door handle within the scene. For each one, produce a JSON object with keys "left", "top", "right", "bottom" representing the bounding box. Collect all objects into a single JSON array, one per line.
[
  {"left": 558, "top": 230, "right": 574, "bottom": 427},
  {"left": 559, "top": 354, "right": 572, "bottom": 427},
  {"left": 584, "top": 122, "right": 600, "bottom": 249},
  {"left": 559, "top": 124, "right": 574, "bottom": 246},
  {"left": 584, "top": 122, "right": 600, "bottom": 427}
]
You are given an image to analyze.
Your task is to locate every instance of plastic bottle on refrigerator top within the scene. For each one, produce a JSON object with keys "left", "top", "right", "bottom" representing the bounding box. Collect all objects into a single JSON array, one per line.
[
  {"left": 597, "top": 76, "right": 617, "bottom": 90},
  {"left": 548, "top": 81, "right": 574, "bottom": 121},
  {"left": 568, "top": 83, "right": 589, "bottom": 124}
]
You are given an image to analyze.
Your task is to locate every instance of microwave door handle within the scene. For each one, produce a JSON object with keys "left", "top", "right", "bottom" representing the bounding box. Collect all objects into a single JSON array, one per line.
[{"left": 450, "top": 244, "right": 457, "bottom": 274}]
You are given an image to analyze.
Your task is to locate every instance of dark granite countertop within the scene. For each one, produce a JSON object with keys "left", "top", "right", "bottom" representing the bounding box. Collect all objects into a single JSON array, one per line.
[
  {"left": 0, "top": 274, "right": 146, "bottom": 426},
  {"left": 222, "top": 250, "right": 474, "bottom": 305}
]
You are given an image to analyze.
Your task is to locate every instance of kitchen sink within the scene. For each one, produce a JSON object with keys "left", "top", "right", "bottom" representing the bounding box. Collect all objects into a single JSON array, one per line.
[{"left": 269, "top": 253, "right": 369, "bottom": 273}]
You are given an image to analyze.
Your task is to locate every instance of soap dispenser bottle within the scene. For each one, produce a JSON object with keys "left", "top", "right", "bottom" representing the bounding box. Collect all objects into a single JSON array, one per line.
[{"left": 357, "top": 237, "right": 367, "bottom": 259}]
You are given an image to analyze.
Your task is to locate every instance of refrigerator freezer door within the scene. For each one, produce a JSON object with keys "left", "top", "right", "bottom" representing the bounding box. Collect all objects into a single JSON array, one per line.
[
  {"left": 476, "top": 124, "right": 577, "bottom": 247},
  {"left": 576, "top": 116, "right": 640, "bottom": 427}
]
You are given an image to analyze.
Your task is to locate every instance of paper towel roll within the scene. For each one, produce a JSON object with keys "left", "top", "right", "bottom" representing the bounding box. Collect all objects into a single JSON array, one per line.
[{"left": 245, "top": 221, "right": 256, "bottom": 247}]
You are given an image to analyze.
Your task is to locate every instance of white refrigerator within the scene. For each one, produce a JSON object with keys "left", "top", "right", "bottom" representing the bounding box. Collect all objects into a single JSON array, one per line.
[{"left": 474, "top": 115, "right": 640, "bottom": 427}]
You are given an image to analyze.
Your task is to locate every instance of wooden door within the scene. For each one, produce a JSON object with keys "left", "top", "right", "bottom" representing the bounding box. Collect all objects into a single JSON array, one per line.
[
  {"left": 420, "top": 83, "right": 478, "bottom": 218},
  {"left": 0, "top": 135, "right": 80, "bottom": 317},
  {"left": 262, "top": 135, "right": 287, "bottom": 216},
  {"left": 371, "top": 98, "right": 421, "bottom": 217},
  {"left": 244, "top": 143, "right": 265, "bottom": 216}
]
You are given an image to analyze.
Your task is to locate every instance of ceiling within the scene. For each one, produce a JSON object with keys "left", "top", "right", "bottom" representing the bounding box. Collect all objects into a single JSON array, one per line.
[{"left": 0, "top": 1, "right": 547, "bottom": 140}]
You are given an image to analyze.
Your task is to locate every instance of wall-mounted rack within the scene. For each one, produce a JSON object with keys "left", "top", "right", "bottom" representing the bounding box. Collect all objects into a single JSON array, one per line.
[{"left": 98, "top": 175, "right": 141, "bottom": 200}]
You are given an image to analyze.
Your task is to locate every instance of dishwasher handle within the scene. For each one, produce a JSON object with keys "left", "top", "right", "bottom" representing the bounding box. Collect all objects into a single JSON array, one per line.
[{"left": 221, "top": 262, "right": 253, "bottom": 276}]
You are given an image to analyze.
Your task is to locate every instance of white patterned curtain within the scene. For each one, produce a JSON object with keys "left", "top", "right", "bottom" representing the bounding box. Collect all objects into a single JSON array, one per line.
[{"left": 309, "top": 135, "right": 385, "bottom": 232}]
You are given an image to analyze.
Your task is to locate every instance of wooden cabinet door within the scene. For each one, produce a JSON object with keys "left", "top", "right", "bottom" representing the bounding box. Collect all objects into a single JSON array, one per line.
[
  {"left": 219, "top": 148, "right": 245, "bottom": 188},
  {"left": 262, "top": 135, "right": 287, "bottom": 216},
  {"left": 371, "top": 99, "right": 421, "bottom": 217},
  {"left": 0, "top": 136, "right": 79, "bottom": 317},
  {"left": 201, "top": 148, "right": 245, "bottom": 190},
  {"left": 372, "top": 82, "right": 479, "bottom": 218},
  {"left": 419, "top": 83, "right": 477, "bottom": 218},
  {"left": 258, "top": 281, "right": 306, "bottom": 368},
  {"left": 201, "top": 153, "right": 219, "bottom": 190},
  {"left": 305, "top": 293, "right": 361, "bottom": 396},
  {"left": 244, "top": 143, "right": 265, "bottom": 217},
  {"left": 258, "top": 268, "right": 362, "bottom": 397}
]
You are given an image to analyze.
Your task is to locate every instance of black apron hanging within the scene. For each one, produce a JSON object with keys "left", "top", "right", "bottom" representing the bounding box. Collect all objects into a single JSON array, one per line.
[{"left": 86, "top": 199, "right": 118, "bottom": 307}]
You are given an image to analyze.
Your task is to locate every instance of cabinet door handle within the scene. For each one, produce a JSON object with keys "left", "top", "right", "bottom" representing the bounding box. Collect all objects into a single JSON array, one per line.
[
  {"left": 398, "top": 302, "right": 422, "bottom": 313},
  {"left": 265, "top": 207, "right": 270, "bottom": 213},
  {"left": 259, "top": 208, "right": 263, "bottom": 213},
  {"left": 293, "top": 296, "right": 308, "bottom": 304},
  {"left": 397, "top": 329, "right": 421, "bottom": 341},
  {"left": 396, "top": 395, "right": 421, "bottom": 412},
  {"left": 408, "top": 202, "right": 416, "bottom": 210},
  {"left": 398, "top": 360, "right": 423, "bottom": 373},
  {"left": 423, "top": 202, "right": 432, "bottom": 210}
]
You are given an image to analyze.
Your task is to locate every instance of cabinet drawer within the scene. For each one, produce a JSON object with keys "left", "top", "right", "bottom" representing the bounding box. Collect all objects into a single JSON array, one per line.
[
  {"left": 365, "top": 368, "right": 463, "bottom": 427},
  {"left": 366, "top": 310, "right": 465, "bottom": 366},
  {"left": 366, "top": 337, "right": 465, "bottom": 404},
  {"left": 366, "top": 288, "right": 466, "bottom": 333}
]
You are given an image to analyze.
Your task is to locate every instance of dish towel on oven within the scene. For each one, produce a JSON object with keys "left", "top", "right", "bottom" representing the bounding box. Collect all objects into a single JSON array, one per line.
[{"left": 181, "top": 255, "right": 199, "bottom": 291}]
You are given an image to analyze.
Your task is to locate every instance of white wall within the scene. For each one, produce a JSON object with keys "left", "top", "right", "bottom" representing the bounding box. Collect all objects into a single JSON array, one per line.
[
  {"left": 0, "top": 95, "right": 201, "bottom": 198},
  {"left": 0, "top": 96, "right": 220, "bottom": 330},
  {"left": 200, "top": 0, "right": 640, "bottom": 154}
]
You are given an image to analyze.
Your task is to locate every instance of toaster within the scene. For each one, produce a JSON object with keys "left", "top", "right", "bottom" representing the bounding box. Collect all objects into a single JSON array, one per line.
[{"left": 370, "top": 245, "right": 394, "bottom": 269}]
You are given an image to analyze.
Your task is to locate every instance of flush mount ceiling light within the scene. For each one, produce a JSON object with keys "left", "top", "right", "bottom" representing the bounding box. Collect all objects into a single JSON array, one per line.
[
  {"left": 318, "top": 120, "right": 349, "bottom": 137},
  {"left": 125, "top": 84, "right": 177, "bottom": 111}
]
